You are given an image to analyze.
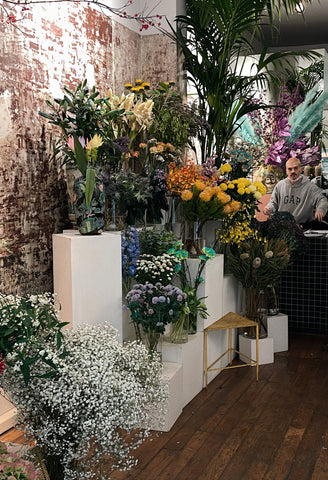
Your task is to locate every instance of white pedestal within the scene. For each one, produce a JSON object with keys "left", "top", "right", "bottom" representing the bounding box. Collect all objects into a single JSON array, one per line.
[
  {"left": 267, "top": 313, "right": 288, "bottom": 352},
  {"left": 53, "top": 231, "right": 123, "bottom": 339},
  {"left": 239, "top": 335, "right": 274, "bottom": 365},
  {"left": 162, "top": 333, "right": 203, "bottom": 406},
  {"left": 151, "top": 362, "right": 183, "bottom": 432}
]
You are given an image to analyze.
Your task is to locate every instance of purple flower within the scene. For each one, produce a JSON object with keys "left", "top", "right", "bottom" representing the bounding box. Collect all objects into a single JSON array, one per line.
[
  {"left": 169, "top": 309, "right": 174, "bottom": 315},
  {"left": 158, "top": 296, "right": 166, "bottom": 303},
  {"left": 152, "top": 297, "right": 159, "bottom": 304},
  {"left": 148, "top": 308, "right": 154, "bottom": 315}
]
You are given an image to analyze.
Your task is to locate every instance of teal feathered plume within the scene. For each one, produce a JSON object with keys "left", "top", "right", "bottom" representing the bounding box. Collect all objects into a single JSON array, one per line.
[
  {"left": 287, "top": 85, "right": 328, "bottom": 144},
  {"left": 236, "top": 114, "right": 263, "bottom": 145}
]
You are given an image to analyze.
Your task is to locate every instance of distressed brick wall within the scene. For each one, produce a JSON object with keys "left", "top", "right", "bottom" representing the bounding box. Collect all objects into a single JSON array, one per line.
[{"left": 0, "top": 3, "right": 177, "bottom": 295}]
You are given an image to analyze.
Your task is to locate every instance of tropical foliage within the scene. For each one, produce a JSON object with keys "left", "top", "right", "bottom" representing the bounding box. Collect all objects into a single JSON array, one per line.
[{"left": 167, "top": 0, "right": 318, "bottom": 164}]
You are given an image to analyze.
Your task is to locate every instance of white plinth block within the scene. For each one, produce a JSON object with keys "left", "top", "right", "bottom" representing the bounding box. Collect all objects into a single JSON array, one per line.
[
  {"left": 151, "top": 362, "right": 183, "bottom": 432},
  {"left": 53, "top": 231, "right": 123, "bottom": 338},
  {"left": 239, "top": 335, "right": 274, "bottom": 365},
  {"left": 186, "top": 255, "right": 225, "bottom": 332},
  {"left": 267, "top": 313, "right": 288, "bottom": 352},
  {"left": 162, "top": 333, "right": 203, "bottom": 406}
]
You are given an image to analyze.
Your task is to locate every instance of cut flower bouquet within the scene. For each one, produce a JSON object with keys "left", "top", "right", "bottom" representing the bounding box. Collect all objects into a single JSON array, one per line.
[{"left": 126, "top": 282, "right": 187, "bottom": 353}]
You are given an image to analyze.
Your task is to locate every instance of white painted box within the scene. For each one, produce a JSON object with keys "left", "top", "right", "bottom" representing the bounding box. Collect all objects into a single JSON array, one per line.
[
  {"left": 267, "top": 313, "right": 288, "bottom": 352},
  {"left": 239, "top": 335, "right": 274, "bottom": 365}
]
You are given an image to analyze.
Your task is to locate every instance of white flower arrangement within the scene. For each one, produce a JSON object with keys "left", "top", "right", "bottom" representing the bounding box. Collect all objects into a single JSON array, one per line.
[
  {"left": 0, "top": 323, "right": 168, "bottom": 480},
  {"left": 135, "top": 253, "right": 180, "bottom": 285}
]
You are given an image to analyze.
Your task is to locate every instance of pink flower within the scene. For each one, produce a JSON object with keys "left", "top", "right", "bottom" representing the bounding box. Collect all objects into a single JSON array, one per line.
[{"left": 0, "top": 353, "right": 5, "bottom": 375}]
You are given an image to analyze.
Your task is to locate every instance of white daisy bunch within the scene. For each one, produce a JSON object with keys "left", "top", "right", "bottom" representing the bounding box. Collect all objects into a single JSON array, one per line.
[
  {"left": 0, "top": 292, "right": 67, "bottom": 385},
  {"left": 0, "top": 323, "right": 167, "bottom": 480},
  {"left": 135, "top": 253, "right": 180, "bottom": 285}
]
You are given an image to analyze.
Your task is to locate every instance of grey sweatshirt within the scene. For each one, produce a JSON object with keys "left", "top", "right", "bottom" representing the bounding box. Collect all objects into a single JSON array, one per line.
[{"left": 266, "top": 175, "right": 328, "bottom": 224}]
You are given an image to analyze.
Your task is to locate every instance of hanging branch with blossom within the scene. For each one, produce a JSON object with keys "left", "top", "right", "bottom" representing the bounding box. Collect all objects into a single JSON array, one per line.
[{"left": 1, "top": 0, "right": 164, "bottom": 31}]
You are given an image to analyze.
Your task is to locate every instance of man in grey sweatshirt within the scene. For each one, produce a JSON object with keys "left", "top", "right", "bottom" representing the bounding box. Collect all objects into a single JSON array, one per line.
[{"left": 263, "top": 157, "right": 328, "bottom": 225}]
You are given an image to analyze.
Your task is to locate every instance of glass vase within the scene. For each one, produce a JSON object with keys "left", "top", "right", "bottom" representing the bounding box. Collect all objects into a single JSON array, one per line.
[
  {"left": 265, "top": 284, "right": 279, "bottom": 316},
  {"left": 144, "top": 329, "right": 162, "bottom": 357},
  {"left": 188, "top": 312, "right": 197, "bottom": 334},
  {"left": 243, "top": 287, "right": 268, "bottom": 339},
  {"left": 73, "top": 176, "right": 105, "bottom": 235},
  {"left": 170, "top": 313, "right": 189, "bottom": 344}
]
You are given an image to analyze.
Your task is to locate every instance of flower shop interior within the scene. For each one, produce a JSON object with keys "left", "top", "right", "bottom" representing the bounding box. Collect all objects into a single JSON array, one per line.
[{"left": 1, "top": 0, "right": 328, "bottom": 479}]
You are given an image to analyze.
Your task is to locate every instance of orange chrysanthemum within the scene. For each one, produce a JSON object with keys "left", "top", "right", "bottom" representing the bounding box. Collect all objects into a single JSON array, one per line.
[{"left": 181, "top": 189, "right": 193, "bottom": 201}]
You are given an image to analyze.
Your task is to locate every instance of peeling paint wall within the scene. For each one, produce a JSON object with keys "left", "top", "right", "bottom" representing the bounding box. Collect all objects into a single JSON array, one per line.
[{"left": 0, "top": 3, "right": 177, "bottom": 294}]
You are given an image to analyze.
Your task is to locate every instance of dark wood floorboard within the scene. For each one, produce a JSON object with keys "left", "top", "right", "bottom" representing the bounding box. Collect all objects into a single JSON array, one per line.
[{"left": 1, "top": 333, "right": 328, "bottom": 480}]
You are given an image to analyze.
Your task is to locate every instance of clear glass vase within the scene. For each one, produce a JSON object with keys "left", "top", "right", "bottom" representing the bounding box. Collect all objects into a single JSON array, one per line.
[
  {"left": 170, "top": 313, "right": 189, "bottom": 344},
  {"left": 243, "top": 288, "right": 268, "bottom": 339}
]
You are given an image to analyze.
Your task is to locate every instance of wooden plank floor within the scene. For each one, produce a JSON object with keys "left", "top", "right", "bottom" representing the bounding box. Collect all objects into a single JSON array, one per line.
[{"left": 1, "top": 333, "right": 328, "bottom": 480}]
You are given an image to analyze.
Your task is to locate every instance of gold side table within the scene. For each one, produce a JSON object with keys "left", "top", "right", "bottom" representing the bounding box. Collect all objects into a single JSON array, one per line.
[{"left": 204, "top": 312, "right": 259, "bottom": 387}]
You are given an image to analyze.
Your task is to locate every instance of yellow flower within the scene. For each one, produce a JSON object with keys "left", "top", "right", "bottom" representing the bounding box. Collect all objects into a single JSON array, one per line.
[
  {"left": 227, "top": 183, "right": 235, "bottom": 189},
  {"left": 125, "top": 83, "right": 132, "bottom": 89},
  {"left": 135, "top": 79, "right": 142, "bottom": 84},
  {"left": 219, "top": 163, "right": 232, "bottom": 174},
  {"left": 254, "top": 191, "right": 262, "bottom": 200},
  {"left": 253, "top": 181, "right": 267, "bottom": 195},
  {"left": 220, "top": 182, "right": 228, "bottom": 191},
  {"left": 181, "top": 189, "right": 193, "bottom": 201},
  {"left": 86, "top": 134, "right": 103, "bottom": 150},
  {"left": 245, "top": 188, "right": 251, "bottom": 194},
  {"left": 237, "top": 188, "right": 245, "bottom": 195}
]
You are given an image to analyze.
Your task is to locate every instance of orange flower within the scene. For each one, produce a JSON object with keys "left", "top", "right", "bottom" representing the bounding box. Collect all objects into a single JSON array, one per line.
[
  {"left": 230, "top": 200, "right": 241, "bottom": 211},
  {"left": 181, "top": 189, "right": 193, "bottom": 201},
  {"left": 199, "top": 190, "right": 212, "bottom": 202},
  {"left": 223, "top": 204, "right": 232, "bottom": 214},
  {"left": 217, "top": 190, "right": 231, "bottom": 204},
  {"left": 194, "top": 180, "right": 206, "bottom": 191},
  {"left": 166, "top": 162, "right": 205, "bottom": 194}
]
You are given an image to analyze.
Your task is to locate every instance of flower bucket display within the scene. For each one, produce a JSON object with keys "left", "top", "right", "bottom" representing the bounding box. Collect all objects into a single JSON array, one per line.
[{"left": 73, "top": 176, "right": 105, "bottom": 235}]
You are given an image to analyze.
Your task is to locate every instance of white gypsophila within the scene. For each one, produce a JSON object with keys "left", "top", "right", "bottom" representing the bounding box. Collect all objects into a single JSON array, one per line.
[{"left": 0, "top": 323, "right": 168, "bottom": 480}]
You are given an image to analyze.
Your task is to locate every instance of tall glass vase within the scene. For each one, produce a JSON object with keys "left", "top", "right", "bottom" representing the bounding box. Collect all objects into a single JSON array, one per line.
[
  {"left": 144, "top": 329, "right": 162, "bottom": 357},
  {"left": 244, "top": 287, "right": 268, "bottom": 339},
  {"left": 170, "top": 313, "right": 189, "bottom": 344}
]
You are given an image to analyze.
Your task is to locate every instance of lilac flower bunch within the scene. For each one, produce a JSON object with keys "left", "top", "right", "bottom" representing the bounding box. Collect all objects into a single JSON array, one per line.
[
  {"left": 126, "top": 283, "right": 187, "bottom": 335},
  {"left": 121, "top": 226, "right": 140, "bottom": 293},
  {"left": 199, "top": 156, "right": 220, "bottom": 181}
]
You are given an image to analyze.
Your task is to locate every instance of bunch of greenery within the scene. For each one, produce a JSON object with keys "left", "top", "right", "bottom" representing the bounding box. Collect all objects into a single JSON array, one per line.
[
  {"left": 39, "top": 79, "right": 127, "bottom": 170},
  {"left": 147, "top": 82, "right": 203, "bottom": 150},
  {"left": 109, "top": 171, "right": 152, "bottom": 225},
  {"left": 0, "top": 293, "right": 68, "bottom": 385},
  {"left": 0, "top": 324, "right": 167, "bottom": 480},
  {"left": 167, "top": 243, "right": 216, "bottom": 330},
  {"left": 138, "top": 228, "right": 178, "bottom": 255},
  {"left": 227, "top": 236, "right": 291, "bottom": 292},
  {"left": 251, "top": 213, "right": 308, "bottom": 259}
]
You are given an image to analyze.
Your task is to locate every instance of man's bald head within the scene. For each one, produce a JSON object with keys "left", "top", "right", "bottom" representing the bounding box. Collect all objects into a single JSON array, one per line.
[{"left": 286, "top": 157, "right": 302, "bottom": 183}]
